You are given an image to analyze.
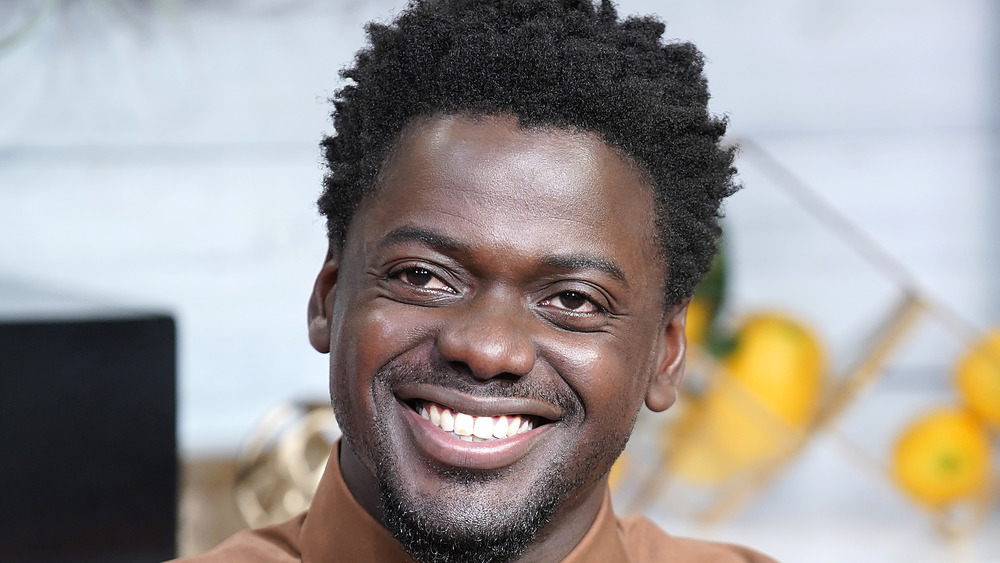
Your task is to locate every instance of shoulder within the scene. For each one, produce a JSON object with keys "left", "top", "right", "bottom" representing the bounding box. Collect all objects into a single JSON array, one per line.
[
  {"left": 167, "top": 514, "right": 305, "bottom": 563},
  {"left": 619, "top": 515, "right": 780, "bottom": 563}
]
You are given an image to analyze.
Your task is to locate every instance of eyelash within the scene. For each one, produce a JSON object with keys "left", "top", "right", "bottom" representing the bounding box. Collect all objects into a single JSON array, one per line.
[
  {"left": 540, "top": 290, "right": 608, "bottom": 315},
  {"left": 389, "top": 265, "right": 456, "bottom": 293}
]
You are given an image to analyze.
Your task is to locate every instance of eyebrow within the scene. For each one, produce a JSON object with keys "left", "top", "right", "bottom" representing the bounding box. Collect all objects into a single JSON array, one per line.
[
  {"left": 376, "top": 225, "right": 628, "bottom": 286},
  {"left": 376, "top": 226, "right": 468, "bottom": 253},
  {"left": 540, "top": 253, "right": 628, "bottom": 286}
]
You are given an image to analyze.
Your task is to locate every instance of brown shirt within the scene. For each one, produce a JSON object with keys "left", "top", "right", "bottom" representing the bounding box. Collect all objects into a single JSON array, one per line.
[{"left": 175, "top": 452, "right": 778, "bottom": 563}]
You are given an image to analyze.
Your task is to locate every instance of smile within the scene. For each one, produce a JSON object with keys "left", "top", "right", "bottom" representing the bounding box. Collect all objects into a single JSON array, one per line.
[
  {"left": 395, "top": 385, "right": 561, "bottom": 470},
  {"left": 412, "top": 400, "right": 538, "bottom": 442}
]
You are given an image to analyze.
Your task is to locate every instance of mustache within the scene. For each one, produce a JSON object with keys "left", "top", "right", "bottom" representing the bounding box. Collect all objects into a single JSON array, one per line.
[{"left": 376, "top": 355, "right": 581, "bottom": 418}]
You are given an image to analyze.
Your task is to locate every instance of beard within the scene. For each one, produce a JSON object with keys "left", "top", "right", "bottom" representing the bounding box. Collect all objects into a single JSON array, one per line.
[
  {"left": 332, "top": 355, "right": 632, "bottom": 563},
  {"left": 379, "top": 459, "right": 575, "bottom": 563}
]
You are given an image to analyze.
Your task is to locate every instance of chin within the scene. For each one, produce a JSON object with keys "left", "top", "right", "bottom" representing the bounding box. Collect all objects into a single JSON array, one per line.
[{"left": 377, "top": 446, "right": 579, "bottom": 563}]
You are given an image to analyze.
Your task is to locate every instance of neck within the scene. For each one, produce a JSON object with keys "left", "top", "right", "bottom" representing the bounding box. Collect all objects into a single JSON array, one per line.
[{"left": 338, "top": 440, "right": 383, "bottom": 523}]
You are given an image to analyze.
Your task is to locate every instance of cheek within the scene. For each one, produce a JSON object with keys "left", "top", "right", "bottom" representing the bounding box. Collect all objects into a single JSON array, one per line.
[
  {"left": 332, "top": 298, "right": 437, "bottom": 390},
  {"left": 542, "top": 334, "right": 650, "bottom": 420}
]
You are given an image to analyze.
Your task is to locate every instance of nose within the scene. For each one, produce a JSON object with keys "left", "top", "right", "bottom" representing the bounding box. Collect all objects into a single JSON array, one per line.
[{"left": 435, "top": 291, "right": 536, "bottom": 380}]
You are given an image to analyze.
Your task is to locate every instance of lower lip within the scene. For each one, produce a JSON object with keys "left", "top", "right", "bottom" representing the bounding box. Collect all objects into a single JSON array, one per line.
[{"left": 398, "top": 401, "right": 551, "bottom": 471}]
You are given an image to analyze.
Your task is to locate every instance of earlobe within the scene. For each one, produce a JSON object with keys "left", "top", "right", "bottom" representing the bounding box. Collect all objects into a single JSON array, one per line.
[
  {"left": 308, "top": 246, "right": 341, "bottom": 354},
  {"left": 645, "top": 301, "right": 689, "bottom": 412}
]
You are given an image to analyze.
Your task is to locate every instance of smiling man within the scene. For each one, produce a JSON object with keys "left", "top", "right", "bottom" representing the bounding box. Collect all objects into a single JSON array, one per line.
[{"left": 179, "top": 0, "right": 778, "bottom": 562}]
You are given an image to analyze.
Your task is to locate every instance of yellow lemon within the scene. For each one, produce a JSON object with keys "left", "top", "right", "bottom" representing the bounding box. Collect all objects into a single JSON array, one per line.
[
  {"left": 892, "top": 407, "right": 993, "bottom": 508},
  {"left": 722, "top": 313, "right": 825, "bottom": 426},
  {"left": 954, "top": 330, "right": 1000, "bottom": 427},
  {"left": 667, "top": 313, "right": 825, "bottom": 483}
]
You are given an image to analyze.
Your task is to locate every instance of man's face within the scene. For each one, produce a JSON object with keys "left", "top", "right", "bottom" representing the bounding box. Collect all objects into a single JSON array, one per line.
[{"left": 309, "top": 114, "right": 686, "bottom": 561}]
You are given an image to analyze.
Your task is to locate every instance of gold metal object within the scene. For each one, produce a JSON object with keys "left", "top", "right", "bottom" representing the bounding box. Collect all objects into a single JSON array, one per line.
[{"left": 233, "top": 401, "right": 340, "bottom": 528}]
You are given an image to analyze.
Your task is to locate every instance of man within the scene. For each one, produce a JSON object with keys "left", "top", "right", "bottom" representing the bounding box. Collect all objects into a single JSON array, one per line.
[{"left": 179, "top": 0, "right": 777, "bottom": 561}]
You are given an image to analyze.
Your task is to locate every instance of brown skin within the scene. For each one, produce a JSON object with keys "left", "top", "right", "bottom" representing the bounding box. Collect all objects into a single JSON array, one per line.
[{"left": 308, "top": 114, "right": 687, "bottom": 562}]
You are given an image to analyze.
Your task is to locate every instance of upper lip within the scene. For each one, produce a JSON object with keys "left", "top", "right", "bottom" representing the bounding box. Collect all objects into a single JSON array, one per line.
[{"left": 395, "top": 383, "right": 563, "bottom": 421}]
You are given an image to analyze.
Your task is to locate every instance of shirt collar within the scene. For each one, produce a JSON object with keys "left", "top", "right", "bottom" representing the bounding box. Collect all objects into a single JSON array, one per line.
[{"left": 298, "top": 444, "right": 631, "bottom": 563}]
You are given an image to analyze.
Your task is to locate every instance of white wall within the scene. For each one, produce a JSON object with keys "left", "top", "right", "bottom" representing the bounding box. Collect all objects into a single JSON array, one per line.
[{"left": 0, "top": 0, "right": 995, "bottom": 459}]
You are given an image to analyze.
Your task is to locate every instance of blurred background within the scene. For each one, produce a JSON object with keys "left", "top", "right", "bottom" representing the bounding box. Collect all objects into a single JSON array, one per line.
[{"left": 0, "top": 0, "right": 997, "bottom": 560}]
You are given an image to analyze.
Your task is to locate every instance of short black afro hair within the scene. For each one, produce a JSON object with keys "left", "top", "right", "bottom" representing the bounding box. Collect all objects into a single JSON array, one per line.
[{"left": 319, "top": 0, "right": 738, "bottom": 305}]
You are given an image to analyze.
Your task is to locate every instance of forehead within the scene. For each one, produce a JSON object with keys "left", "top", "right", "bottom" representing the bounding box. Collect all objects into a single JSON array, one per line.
[{"left": 352, "top": 114, "right": 664, "bottom": 286}]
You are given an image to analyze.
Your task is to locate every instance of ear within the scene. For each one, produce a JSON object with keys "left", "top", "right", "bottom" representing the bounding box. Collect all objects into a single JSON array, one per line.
[
  {"left": 644, "top": 300, "right": 689, "bottom": 412},
  {"left": 307, "top": 246, "right": 341, "bottom": 354}
]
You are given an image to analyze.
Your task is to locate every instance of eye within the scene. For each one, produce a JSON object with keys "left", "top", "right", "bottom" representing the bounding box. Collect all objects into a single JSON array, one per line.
[
  {"left": 541, "top": 291, "right": 603, "bottom": 315},
  {"left": 393, "top": 267, "right": 455, "bottom": 293}
]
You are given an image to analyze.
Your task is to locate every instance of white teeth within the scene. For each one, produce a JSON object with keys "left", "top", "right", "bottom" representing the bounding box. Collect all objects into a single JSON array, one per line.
[
  {"left": 415, "top": 401, "right": 540, "bottom": 442},
  {"left": 454, "top": 412, "right": 474, "bottom": 436},
  {"left": 506, "top": 416, "right": 521, "bottom": 438},
  {"left": 440, "top": 409, "right": 454, "bottom": 432},
  {"left": 473, "top": 416, "right": 494, "bottom": 439},
  {"left": 492, "top": 415, "right": 509, "bottom": 438}
]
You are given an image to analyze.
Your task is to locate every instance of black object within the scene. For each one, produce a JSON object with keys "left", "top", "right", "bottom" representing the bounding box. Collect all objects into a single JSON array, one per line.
[{"left": 0, "top": 280, "right": 177, "bottom": 562}]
